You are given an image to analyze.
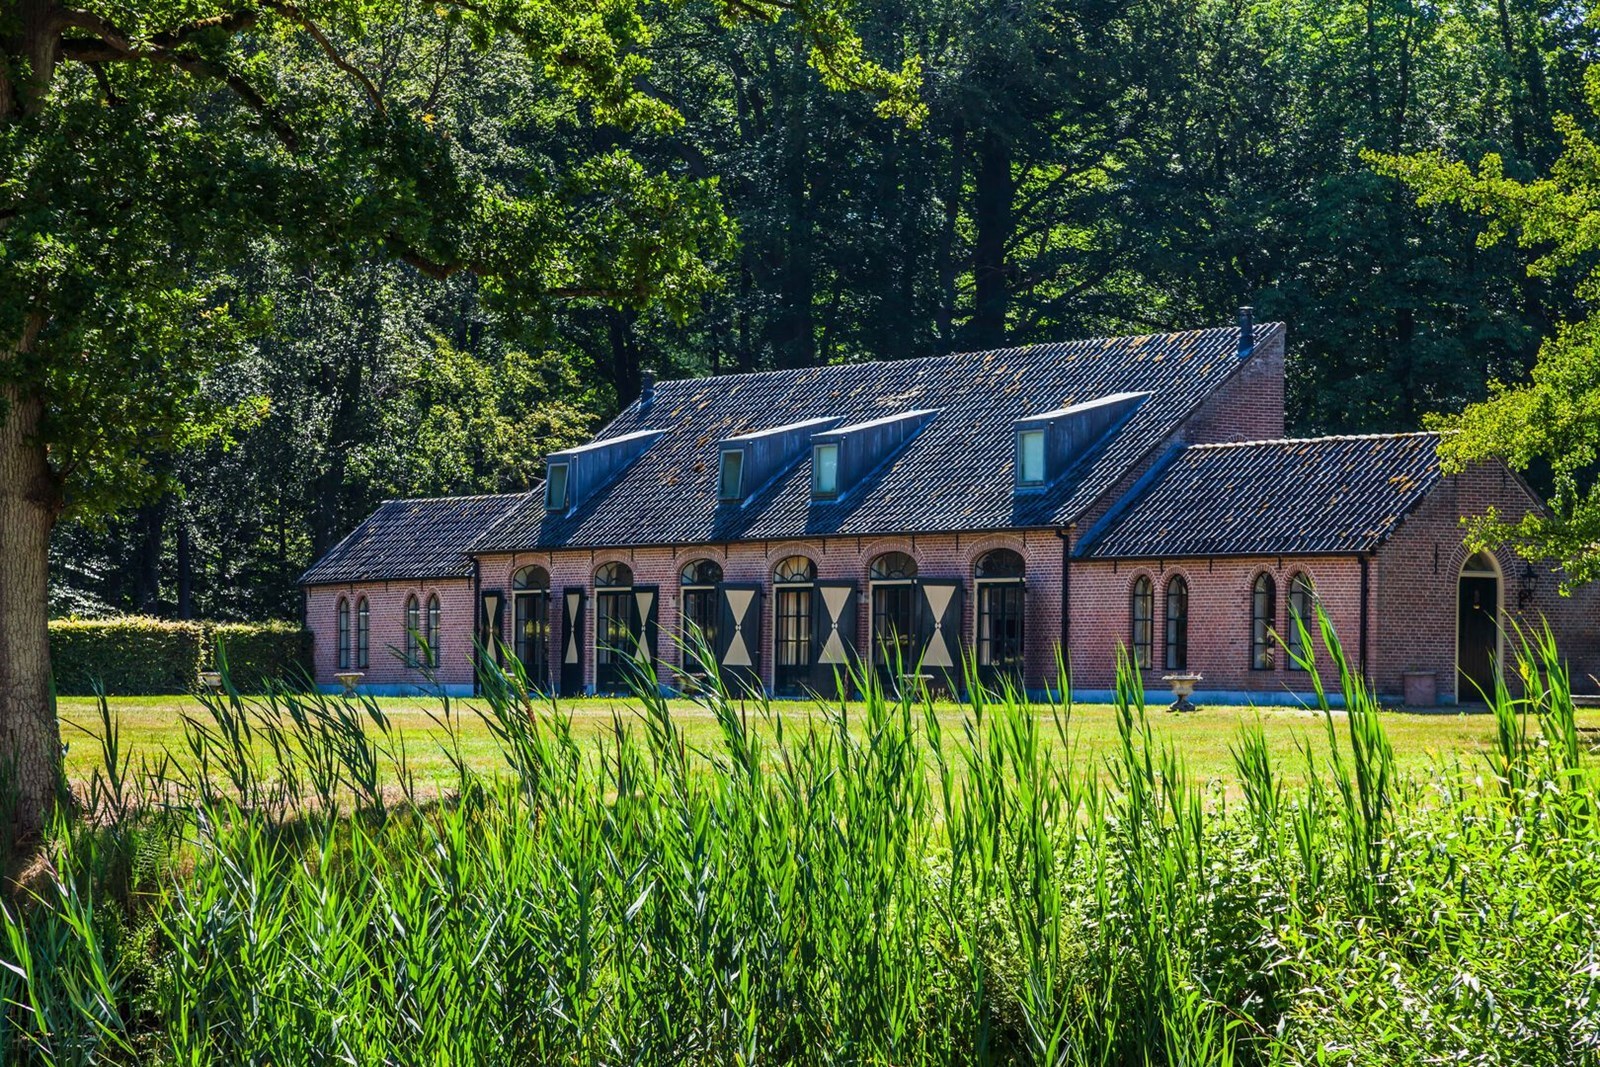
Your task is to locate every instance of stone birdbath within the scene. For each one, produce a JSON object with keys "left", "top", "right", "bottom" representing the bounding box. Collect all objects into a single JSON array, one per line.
[
  {"left": 1162, "top": 672, "right": 1203, "bottom": 713},
  {"left": 198, "top": 670, "right": 224, "bottom": 693},
  {"left": 335, "top": 671, "right": 365, "bottom": 697}
]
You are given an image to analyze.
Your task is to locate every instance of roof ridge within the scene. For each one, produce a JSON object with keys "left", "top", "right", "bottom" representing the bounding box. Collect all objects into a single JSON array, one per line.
[
  {"left": 376, "top": 490, "right": 533, "bottom": 506},
  {"left": 1186, "top": 431, "right": 1439, "bottom": 450},
  {"left": 647, "top": 323, "right": 1276, "bottom": 391}
]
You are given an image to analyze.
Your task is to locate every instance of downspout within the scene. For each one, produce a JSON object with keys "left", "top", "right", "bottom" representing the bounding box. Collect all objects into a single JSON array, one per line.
[
  {"left": 1358, "top": 553, "right": 1370, "bottom": 683},
  {"left": 1054, "top": 526, "right": 1073, "bottom": 695},
  {"left": 471, "top": 556, "right": 482, "bottom": 697}
]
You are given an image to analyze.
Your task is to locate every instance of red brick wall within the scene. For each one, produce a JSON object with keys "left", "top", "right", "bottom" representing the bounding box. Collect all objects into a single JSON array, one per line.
[
  {"left": 304, "top": 579, "right": 477, "bottom": 690},
  {"left": 1373, "top": 461, "right": 1600, "bottom": 702},
  {"left": 1066, "top": 555, "right": 1362, "bottom": 699}
]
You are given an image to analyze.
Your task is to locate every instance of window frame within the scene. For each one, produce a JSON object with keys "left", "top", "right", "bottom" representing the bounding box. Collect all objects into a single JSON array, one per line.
[
  {"left": 1130, "top": 576, "right": 1153, "bottom": 670},
  {"left": 867, "top": 552, "right": 919, "bottom": 670},
  {"left": 812, "top": 441, "right": 841, "bottom": 499},
  {"left": 1016, "top": 428, "right": 1047, "bottom": 486},
  {"left": 1250, "top": 573, "right": 1276, "bottom": 671},
  {"left": 1285, "top": 572, "right": 1315, "bottom": 670},
  {"left": 773, "top": 557, "right": 816, "bottom": 686},
  {"left": 426, "top": 593, "right": 441, "bottom": 668},
  {"left": 545, "top": 461, "right": 570, "bottom": 512},
  {"left": 405, "top": 595, "right": 421, "bottom": 668},
  {"left": 718, "top": 448, "right": 745, "bottom": 502},
  {"left": 337, "top": 597, "right": 351, "bottom": 670},
  {"left": 356, "top": 596, "right": 370, "bottom": 670},
  {"left": 1163, "top": 576, "right": 1188, "bottom": 672}
]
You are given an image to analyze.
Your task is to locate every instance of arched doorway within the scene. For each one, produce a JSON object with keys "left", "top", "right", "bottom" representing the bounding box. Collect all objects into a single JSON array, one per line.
[
  {"left": 1457, "top": 551, "right": 1501, "bottom": 701},
  {"left": 512, "top": 565, "right": 551, "bottom": 690}
]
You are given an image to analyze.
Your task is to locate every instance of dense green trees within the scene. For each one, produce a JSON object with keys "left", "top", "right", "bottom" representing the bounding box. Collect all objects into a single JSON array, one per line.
[{"left": 2, "top": 0, "right": 917, "bottom": 838}]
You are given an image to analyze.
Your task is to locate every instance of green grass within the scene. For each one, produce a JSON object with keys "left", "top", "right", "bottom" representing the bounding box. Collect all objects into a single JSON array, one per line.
[
  {"left": 10, "top": 619, "right": 1600, "bottom": 1064},
  {"left": 56, "top": 691, "right": 1598, "bottom": 789}
]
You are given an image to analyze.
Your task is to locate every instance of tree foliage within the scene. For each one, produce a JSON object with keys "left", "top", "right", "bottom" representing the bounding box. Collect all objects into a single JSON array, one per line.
[{"left": 1375, "top": 66, "right": 1600, "bottom": 585}]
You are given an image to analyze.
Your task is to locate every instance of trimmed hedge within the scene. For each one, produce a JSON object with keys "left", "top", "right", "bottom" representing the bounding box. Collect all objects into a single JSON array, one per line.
[
  {"left": 210, "top": 622, "right": 314, "bottom": 693},
  {"left": 49, "top": 617, "right": 311, "bottom": 696}
]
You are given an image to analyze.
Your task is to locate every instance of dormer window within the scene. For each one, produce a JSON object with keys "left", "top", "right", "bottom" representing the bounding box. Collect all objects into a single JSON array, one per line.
[
  {"left": 718, "top": 448, "right": 744, "bottom": 502},
  {"left": 545, "top": 461, "right": 570, "bottom": 512},
  {"left": 1013, "top": 392, "right": 1150, "bottom": 494},
  {"left": 813, "top": 442, "right": 840, "bottom": 499},
  {"left": 1017, "top": 429, "right": 1046, "bottom": 486}
]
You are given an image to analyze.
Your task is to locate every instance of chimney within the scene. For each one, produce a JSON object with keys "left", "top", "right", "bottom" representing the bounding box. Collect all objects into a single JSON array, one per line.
[
  {"left": 638, "top": 370, "right": 655, "bottom": 412},
  {"left": 1237, "top": 306, "right": 1255, "bottom": 359}
]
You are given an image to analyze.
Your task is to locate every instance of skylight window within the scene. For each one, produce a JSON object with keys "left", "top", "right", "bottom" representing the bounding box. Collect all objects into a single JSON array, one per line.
[
  {"left": 718, "top": 448, "right": 745, "bottom": 501},
  {"left": 545, "top": 461, "right": 569, "bottom": 511},
  {"left": 813, "top": 442, "right": 840, "bottom": 499},
  {"left": 1017, "top": 430, "right": 1046, "bottom": 486}
]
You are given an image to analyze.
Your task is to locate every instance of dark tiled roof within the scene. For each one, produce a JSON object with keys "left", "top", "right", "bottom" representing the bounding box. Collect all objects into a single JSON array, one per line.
[
  {"left": 475, "top": 324, "right": 1280, "bottom": 551},
  {"left": 1083, "top": 433, "right": 1442, "bottom": 559},
  {"left": 300, "top": 493, "right": 529, "bottom": 586}
]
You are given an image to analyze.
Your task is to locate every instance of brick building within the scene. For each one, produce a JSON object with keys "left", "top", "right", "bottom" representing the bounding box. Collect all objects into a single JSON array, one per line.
[{"left": 300, "top": 314, "right": 1600, "bottom": 705}]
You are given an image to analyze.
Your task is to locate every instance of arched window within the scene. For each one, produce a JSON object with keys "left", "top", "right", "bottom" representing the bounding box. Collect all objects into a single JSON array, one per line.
[
  {"left": 773, "top": 556, "right": 816, "bottom": 694},
  {"left": 774, "top": 555, "right": 816, "bottom": 584},
  {"left": 1251, "top": 573, "right": 1276, "bottom": 671},
  {"left": 405, "top": 595, "right": 421, "bottom": 667},
  {"left": 513, "top": 565, "right": 551, "bottom": 590},
  {"left": 356, "top": 597, "right": 370, "bottom": 670},
  {"left": 1286, "top": 572, "right": 1314, "bottom": 669},
  {"left": 680, "top": 558, "right": 724, "bottom": 665},
  {"left": 1130, "top": 576, "right": 1153, "bottom": 669},
  {"left": 869, "top": 551, "right": 918, "bottom": 580},
  {"left": 975, "top": 550, "right": 1025, "bottom": 674},
  {"left": 337, "top": 597, "right": 351, "bottom": 670},
  {"left": 1163, "top": 577, "right": 1188, "bottom": 671},
  {"left": 512, "top": 567, "right": 550, "bottom": 686},
  {"left": 868, "top": 552, "right": 918, "bottom": 670},
  {"left": 595, "top": 561, "right": 633, "bottom": 588},
  {"left": 426, "top": 594, "right": 441, "bottom": 668}
]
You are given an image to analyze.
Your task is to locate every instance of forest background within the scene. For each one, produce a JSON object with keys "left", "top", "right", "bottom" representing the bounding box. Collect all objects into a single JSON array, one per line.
[{"left": 51, "top": 0, "right": 1593, "bottom": 622}]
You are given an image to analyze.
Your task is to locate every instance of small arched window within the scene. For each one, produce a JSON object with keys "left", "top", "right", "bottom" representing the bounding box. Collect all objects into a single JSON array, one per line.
[
  {"left": 356, "top": 597, "right": 370, "bottom": 669},
  {"left": 426, "top": 594, "right": 441, "bottom": 668},
  {"left": 513, "top": 565, "right": 551, "bottom": 590},
  {"left": 405, "top": 595, "right": 421, "bottom": 667},
  {"left": 1251, "top": 573, "right": 1276, "bottom": 671},
  {"left": 975, "top": 548, "right": 1025, "bottom": 579},
  {"left": 869, "top": 552, "right": 918, "bottom": 581},
  {"left": 1164, "top": 577, "right": 1188, "bottom": 671},
  {"left": 337, "top": 597, "right": 351, "bottom": 670},
  {"left": 595, "top": 561, "right": 634, "bottom": 588},
  {"left": 773, "top": 555, "right": 816, "bottom": 584},
  {"left": 680, "top": 559, "right": 723, "bottom": 586},
  {"left": 1286, "top": 572, "right": 1314, "bottom": 669},
  {"left": 1130, "top": 576, "right": 1153, "bottom": 669}
]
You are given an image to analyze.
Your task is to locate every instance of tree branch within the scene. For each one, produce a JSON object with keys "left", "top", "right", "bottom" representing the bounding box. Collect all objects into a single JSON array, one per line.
[
  {"left": 386, "top": 235, "right": 630, "bottom": 300},
  {"left": 261, "top": 1, "right": 387, "bottom": 117}
]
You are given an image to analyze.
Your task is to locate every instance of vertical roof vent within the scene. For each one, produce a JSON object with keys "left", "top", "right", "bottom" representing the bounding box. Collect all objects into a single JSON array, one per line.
[
  {"left": 639, "top": 370, "right": 656, "bottom": 412},
  {"left": 1237, "top": 306, "right": 1255, "bottom": 359}
]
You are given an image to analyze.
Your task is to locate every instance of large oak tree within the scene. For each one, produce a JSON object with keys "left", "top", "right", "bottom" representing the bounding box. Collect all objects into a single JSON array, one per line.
[{"left": 0, "top": 0, "right": 918, "bottom": 842}]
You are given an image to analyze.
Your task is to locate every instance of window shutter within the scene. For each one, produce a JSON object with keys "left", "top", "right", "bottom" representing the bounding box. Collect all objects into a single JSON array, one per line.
[
  {"left": 916, "top": 579, "right": 964, "bottom": 695},
  {"left": 716, "top": 583, "right": 763, "bottom": 696},
  {"left": 560, "top": 587, "right": 586, "bottom": 696},
  {"left": 810, "top": 581, "right": 858, "bottom": 698}
]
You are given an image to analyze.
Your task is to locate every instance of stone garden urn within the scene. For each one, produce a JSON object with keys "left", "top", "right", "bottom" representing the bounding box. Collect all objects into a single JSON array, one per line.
[
  {"left": 335, "top": 671, "right": 365, "bottom": 697},
  {"left": 198, "top": 670, "right": 224, "bottom": 693},
  {"left": 1162, "top": 672, "right": 1203, "bottom": 713}
]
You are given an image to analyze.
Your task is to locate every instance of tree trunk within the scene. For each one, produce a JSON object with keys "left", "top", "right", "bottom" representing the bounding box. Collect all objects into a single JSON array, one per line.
[
  {"left": 0, "top": 337, "right": 64, "bottom": 847},
  {"left": 970, "top": 128, "right": 1012, "bottom": 351}
]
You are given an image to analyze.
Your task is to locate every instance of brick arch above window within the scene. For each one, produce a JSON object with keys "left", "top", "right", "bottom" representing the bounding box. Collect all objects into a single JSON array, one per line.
[
  {"left": 588, "top": 553, "right": 636, "bottom": 585},
  {"left": 856, "top": 536, "right": 920, "bottom": 564},
  {"left": 502, "top": 553, "right": 554, "bottom": 587},
  {"left": 962, "top": 534, "right": 1028, "bottom": 571}
]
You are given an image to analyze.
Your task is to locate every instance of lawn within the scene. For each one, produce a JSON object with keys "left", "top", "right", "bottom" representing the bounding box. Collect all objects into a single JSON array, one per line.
[{"left": 56, "top": 689, "right": 1593, "bottom": 789}]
